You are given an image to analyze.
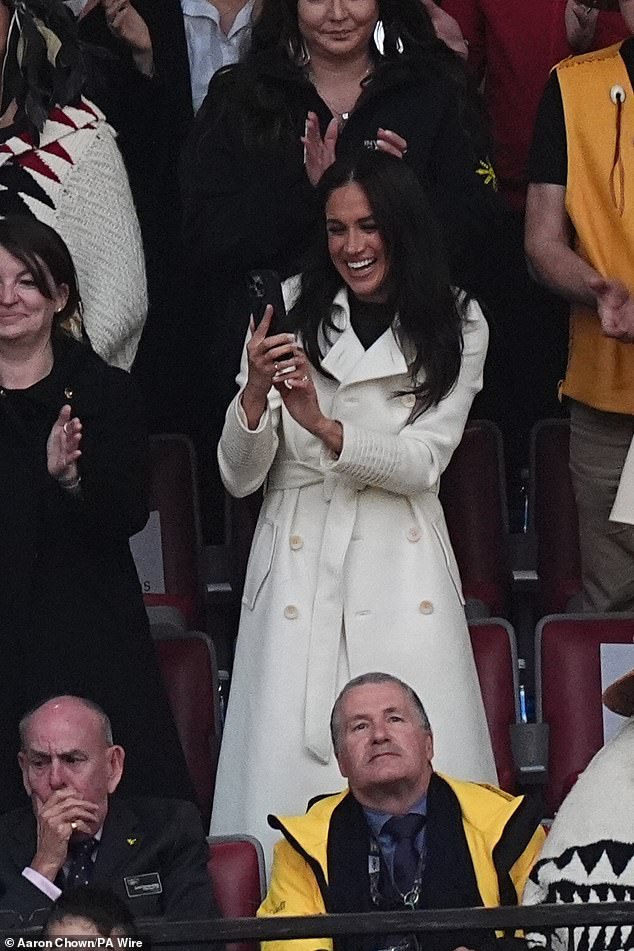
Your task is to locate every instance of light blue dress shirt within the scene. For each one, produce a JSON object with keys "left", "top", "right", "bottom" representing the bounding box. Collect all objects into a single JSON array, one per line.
[
  {"left": 180, "top": 0, "right": 255, "bottom": 112},
  {"left": 364, "top": 795, "right": 427, "bottom": 882}
]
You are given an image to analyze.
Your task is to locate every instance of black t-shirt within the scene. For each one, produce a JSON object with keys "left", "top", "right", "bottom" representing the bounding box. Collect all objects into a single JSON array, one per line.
[{"left": 529, "top": 36, "right": 634, "bottom": 186}]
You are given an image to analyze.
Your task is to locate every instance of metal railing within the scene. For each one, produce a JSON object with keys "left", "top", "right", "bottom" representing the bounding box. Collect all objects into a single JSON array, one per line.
[{"left": 4, "top": 902, "right": 634, "bottom": 946}]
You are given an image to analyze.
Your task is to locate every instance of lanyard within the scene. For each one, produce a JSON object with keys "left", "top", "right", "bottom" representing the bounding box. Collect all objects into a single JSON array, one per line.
[{"left": 368, "top": 836, "right": 424, "bottom": 911}]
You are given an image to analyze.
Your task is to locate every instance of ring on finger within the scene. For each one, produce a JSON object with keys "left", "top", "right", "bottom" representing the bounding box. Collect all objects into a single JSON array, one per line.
[
  {"left": 63, "top": 422, "right": 72, "bottom": 434},
  {"left": 70, "top": 821, "right": 77, "bottom": 830},
  {"left": 301, "top": 375, "right": 309, "bottom": 382}
]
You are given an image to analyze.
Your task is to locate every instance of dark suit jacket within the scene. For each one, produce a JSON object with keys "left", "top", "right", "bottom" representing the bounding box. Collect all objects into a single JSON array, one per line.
[{"left": 0, "top": 797, "right": 217, "bottom": 926}]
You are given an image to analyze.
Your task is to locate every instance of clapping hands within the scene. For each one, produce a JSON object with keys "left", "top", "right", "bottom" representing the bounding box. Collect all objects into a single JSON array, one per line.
[{"left": 47, "top": 403, "right": 82, "bottom": 489}]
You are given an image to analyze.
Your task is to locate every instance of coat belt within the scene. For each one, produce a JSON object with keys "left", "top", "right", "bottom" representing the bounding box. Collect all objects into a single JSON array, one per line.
[{"left": 266, "top": 459, "right": 363, "bottom": 763}]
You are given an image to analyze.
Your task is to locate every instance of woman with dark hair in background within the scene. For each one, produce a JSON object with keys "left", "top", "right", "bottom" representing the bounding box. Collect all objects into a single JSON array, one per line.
[
  {"left": 0, "top": 216, "right": 190, "bottom": 813},
  {"left": 0, "top": 0, "right": 146, "bottom": 371},
  {"left": 213, "top": 152, "right": 496, "bottom": 858},
  {"left": 181, "top": 0, "right": 507, "bottom": 541}
]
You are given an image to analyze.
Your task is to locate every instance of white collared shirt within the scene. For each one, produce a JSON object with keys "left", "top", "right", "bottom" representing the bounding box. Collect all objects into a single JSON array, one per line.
[
  {"left": 22, "top": 828, "right": 103, "bottom": 902},
  {"left": 180, "top": 0, "right": 255, "bottom": 113}
]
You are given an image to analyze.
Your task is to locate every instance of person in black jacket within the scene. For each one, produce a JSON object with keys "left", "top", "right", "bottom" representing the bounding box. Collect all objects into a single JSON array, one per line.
[
  {"left": 0, "top": 215, "right": 191, "bottom": 812},
  {"left": 0, "top": 696, "right": 215, "bottom": 927},
  {"left": 181, "top": 0, "right": 520, "bottom": 540}
]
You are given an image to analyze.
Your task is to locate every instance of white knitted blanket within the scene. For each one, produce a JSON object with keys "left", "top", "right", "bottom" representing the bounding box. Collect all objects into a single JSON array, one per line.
[
  {"left": 0, "top": 98, "right": 147, "bottom": 370},
  {"left": 524, "top": 719, "right": 634, "bottom": 951}
]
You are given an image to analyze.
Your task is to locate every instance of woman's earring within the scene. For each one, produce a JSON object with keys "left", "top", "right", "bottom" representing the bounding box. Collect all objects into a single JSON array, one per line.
[
  {"left": 287, "top": 35, "right": 310, "bottom": 67},
  {"left": 373, "top": 20, "right": 385, "bottom": 55},
  {"left": 373, "top": 20, "right": 404, "bottom": 56}
]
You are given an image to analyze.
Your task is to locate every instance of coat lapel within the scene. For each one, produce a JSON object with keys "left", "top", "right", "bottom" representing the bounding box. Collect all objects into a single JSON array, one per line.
[
  {"left": 93, "top": 798, "right": 141, "bottom": 884},
  {"left": 320, "top": 289, "right": 409, "bottom": 387},
  {"left": 7, "top": 809, "right": 38, "bottom": 871}
]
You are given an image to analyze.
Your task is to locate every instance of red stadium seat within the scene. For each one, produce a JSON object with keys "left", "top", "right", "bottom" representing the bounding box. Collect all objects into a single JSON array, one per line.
[
  {"left": 155, "top": 632, "right": 221, "bottom": 827},
  {"left": 207, "top": 835, "right": 266, "bottom": 951},
  {"left": 529, "top": 420, "right": 582, "bottom": 615},
  {"left": 441, "top": 421, "right": 511, "bottom": 617},
  {"left": 138, "top": 435, "right": 205, "bottom": 629},
  {"left": 535, "top": 613, "right": 634, "bottom": 815},
  {"left": 469, "top": 619, "right": 519, "bottom": 793}
]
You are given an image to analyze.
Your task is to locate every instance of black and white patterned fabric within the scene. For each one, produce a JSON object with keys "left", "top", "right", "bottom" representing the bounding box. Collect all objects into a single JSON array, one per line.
[{"left": 524, "top": 720, "right": 634, "bottom": 951}]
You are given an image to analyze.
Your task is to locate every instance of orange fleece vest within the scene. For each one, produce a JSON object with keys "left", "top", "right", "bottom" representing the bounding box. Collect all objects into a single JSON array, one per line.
[{"left": 557, "top": 42, "right": 634, "bottom": 414}]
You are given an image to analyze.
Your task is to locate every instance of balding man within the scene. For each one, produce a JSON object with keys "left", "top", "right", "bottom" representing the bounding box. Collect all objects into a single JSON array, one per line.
[{"left": 0, "top": 695, "right": 216, "bottom": 927}]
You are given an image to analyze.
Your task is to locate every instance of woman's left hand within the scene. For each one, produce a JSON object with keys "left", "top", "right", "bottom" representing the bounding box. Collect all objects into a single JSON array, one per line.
[
  {"left": 376, "top": 128, "right": 408, "bottom": 159},
  {"left": 47, "top": 404, "right": 83, "bottom": 484},
  {"left": 274, "top": 351, "right": 343, "bottom": 455},
  {"left": 303, "top": 111, "right": 340, "bottom": 186},
  {"left": 565, "top": 0, "right": 599, "bottom": 51},
  {"left": 101, "top": 0, "right": 154, "bottom": 74},
  {"left": 419, "top": 0, "right": 469, "bottom": 59}
]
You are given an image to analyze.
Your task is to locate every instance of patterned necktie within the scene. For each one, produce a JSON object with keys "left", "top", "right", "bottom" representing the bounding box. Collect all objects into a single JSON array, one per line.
[
  {"left": 66, "top": 837, "right": 96, "bottom": 889},
  {"left": 382, "top": 814, "right": 426, "bottom": 895}
]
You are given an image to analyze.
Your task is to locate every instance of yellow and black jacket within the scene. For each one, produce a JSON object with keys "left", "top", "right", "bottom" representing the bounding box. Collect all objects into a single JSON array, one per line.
[{"left": 258, "top": 773, "right": 546, "bottom": 951}]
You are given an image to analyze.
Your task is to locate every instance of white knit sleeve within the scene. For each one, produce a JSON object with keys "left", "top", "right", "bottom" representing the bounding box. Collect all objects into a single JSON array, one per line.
[
  {"left": 56, "top": 122, "right": 147, "bottom": 371},
  {"left": 217, "top": 330, "right": 282, "bottom": 498},
  {"left": 321, "top": 299, "right": 488, "bottom": 494}
]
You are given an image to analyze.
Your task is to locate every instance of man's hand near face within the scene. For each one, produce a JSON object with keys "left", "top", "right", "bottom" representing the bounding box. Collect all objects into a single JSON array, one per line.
[{"left": 30, "top": 790, "right": 100, "bottom": 883}]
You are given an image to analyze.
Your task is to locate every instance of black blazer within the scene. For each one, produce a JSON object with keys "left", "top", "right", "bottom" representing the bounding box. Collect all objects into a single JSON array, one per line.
[
  {"left": 0, "top": 797, "right": 217, "bottom": 925},
  {"left": 77, "top": 0, "right": 192, "bottom": 238}
]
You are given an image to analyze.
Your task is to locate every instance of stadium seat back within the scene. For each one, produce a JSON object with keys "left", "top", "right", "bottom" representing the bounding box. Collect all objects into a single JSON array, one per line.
[
  {"left": 207, "top": 835, "right": 266, "bottom": 951},
  {"left": 536, "top": 613, "right": 634, "bottom": 814},
  {"left": 141, "top": 435, "right": 204, "bottom": 628},
  {"left": 469, "top": 619, "right": 519, "bottom": 792},
  {"left": 155, "top": 632, "right": 220, "bottom": 826},
  {"left": 530, "top": 420, "right": 581, "bottom": 615},
  {"left": 441, "top": 421, "right": 511, "bottom": 617}
]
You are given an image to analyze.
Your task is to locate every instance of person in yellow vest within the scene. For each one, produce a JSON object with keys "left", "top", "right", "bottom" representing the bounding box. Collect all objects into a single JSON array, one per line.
[
  {"left": 525, "top": 0, "right": 634, "bottom": 612},
  {"left": 258, "top": 672, "right": 545, "bottom": 951}
]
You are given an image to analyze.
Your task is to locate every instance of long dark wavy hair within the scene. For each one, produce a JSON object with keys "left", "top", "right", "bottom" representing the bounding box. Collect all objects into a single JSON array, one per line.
[
  {"left": 290, "top": 151, "right": 465, "bottom": 419},
  {"left": 201, "top": 0, "right": 481, "bottom": 154}
]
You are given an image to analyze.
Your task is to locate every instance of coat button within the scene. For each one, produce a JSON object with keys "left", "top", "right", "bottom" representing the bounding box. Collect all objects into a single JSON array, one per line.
[
  {"left": 400, "top": 393, "right": 416, "bottom": 408},
  {"left": 406, "top": 526, "right": 421, "bottom": 542},
  {"left": 284, "top": 605, "right": 299, "bottom": 620},
  {"left": 289, "top": 534, "right": 303, "bottom": 550},
  {"left": 419, "top": 600, "right": 434, "bottom": 615}
]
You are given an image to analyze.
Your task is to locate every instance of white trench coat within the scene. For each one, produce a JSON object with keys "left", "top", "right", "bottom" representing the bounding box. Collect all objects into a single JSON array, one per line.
[{"left": 211, "top": 287, "right": 497, "bottom": 864}]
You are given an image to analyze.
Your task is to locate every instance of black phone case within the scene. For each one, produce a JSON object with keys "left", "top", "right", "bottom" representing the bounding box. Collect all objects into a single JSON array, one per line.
[{"left": 246, "top": 270, "right": 287, "bottom": 336}]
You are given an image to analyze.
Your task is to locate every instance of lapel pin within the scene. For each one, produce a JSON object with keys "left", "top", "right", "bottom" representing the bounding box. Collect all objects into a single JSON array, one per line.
[{"left": 127, "top": 838, "right": 137, "bottom": 846}]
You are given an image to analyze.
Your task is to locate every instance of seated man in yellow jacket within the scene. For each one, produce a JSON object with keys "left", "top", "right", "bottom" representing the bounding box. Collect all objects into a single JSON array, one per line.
[{"left": 258, "top": 672, "right": 546, "bottom": 951}]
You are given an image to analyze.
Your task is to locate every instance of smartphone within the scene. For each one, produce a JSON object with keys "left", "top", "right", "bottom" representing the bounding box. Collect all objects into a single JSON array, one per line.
[{"left": 246, "top": 269, "right": 287, "bottom": 336}]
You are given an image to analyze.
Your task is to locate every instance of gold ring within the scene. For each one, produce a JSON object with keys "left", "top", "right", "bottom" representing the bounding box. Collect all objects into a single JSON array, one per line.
[{"left": 63, "top": 422, "right": 71, "bottom": 434}]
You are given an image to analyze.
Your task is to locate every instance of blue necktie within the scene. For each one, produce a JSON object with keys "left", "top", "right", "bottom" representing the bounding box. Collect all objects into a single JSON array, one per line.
[
  {"left": 383, "top": 814, "right": 425, "bottom": 895},
  {"left": 66, "top": 837, "right": 96, "bottom": 889}
]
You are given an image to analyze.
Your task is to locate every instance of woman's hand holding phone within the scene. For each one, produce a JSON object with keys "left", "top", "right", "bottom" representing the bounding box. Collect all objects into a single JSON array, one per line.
[{"left": 241, "top": 307, "right": 297, "bottom": 429}]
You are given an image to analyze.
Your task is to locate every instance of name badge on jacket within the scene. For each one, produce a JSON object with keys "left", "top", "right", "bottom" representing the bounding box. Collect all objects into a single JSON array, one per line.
[{"left": 124, "top": 872, "right": 163, "bottom": 898}]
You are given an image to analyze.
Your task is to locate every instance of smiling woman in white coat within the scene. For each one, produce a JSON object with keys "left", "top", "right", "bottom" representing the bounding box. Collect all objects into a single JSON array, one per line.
[{"left": 212, "top": 151, "right": 497, "bottom": 863}]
